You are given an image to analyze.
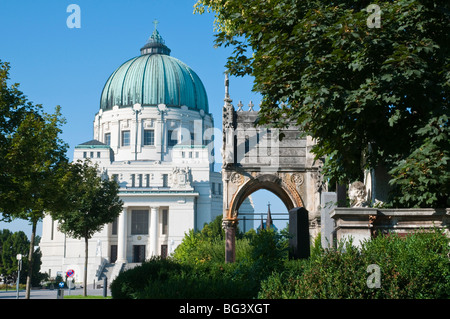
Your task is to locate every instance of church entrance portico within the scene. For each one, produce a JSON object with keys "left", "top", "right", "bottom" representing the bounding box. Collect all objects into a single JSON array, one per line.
[{"left": 115, "top": 205, "right": 163, "bottom": 264}]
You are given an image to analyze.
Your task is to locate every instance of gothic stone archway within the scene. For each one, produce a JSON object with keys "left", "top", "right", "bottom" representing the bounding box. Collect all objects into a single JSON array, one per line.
[
  {"left": 229, "top": 172, "right": 303, "bottom": 215},
  {"left": 221, "top": 83, "right": 323, "bottom": 262}
]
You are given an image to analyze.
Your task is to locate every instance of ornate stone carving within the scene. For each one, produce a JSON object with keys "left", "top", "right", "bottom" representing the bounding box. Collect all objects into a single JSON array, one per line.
[
  {"left": 349, "top": 181, "right": 369, "bottom": 207},
  {"left": 283, "top": 174, "right": 303, "bottom": 208},
  {"left": 222, "top": 82, "right": 235, "bottom": 167},
  {"left": 315, "top": 158, "right": 326, "bottom": 192},
  {"left": 223, "top": 103, "right": 235, "bottom": 129},
  {"left": 237, "top": 101, "right": 243, "bottom": 111},
  {"left": 230, "top": 172, "right": 242, "bottom": 185},
  {"left": 171, "top": 167, "right": 191, "bottom": 188},
  {"left": 222, "top": 218, "right": 238, "bottom": 230},
  {"left": 291, "top": 173, "right": 304, "bottom": 186}
]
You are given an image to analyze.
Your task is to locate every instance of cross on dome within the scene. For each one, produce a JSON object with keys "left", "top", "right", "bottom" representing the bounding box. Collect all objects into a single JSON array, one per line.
[{"left": 140, "top": 20, "right": 171, "bottom": 56}]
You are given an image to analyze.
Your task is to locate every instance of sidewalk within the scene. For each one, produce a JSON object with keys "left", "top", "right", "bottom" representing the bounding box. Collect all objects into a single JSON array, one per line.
[{"left": 0, "top": 287, "right": 111, "bottom": 299}]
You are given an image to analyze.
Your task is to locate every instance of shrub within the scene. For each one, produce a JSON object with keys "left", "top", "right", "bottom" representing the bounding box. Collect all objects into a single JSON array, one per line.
[
  {"left": 258, "top": 229, "right": 450, "bottom": 299},
  {"left": 112, "top": 217, "right": 449, "bottom": 299},
  {"left": 110, "top": 257, "right": 256, "bottom": 299},
  {"left": 110, "top": 257, "right": 184, "bottom": 299},
  {"left": 111, "top": 226, "right": 290, "bottom": 299},
  {"left": 361, "top": 229, "right": 450, "bottom": 298}
]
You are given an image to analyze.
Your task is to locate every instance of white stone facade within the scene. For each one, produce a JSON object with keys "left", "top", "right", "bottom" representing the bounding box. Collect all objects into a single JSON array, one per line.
[
  {"left": 39, "top": 28, "right": 255, "bottom": 284},
  {"left": 39, "top": 102, "right": 253, "bottom": 284}
]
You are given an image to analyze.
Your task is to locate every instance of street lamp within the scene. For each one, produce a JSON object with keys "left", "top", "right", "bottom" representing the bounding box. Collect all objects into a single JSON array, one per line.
[{"left": 16, "top": 254, "right": 22, "bottom": 299}]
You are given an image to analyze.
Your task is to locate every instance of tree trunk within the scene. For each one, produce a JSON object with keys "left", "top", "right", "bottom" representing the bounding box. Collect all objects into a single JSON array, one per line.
[
  {"left": 84, "top": 236, "right": 88, "bottom": 297},
  {"left": 25, "top": 219, "right": 37, "bottom": 299}
]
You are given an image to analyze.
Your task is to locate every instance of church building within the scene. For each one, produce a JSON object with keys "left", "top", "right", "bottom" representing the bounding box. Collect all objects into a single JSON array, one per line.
[{"left": 39, "top": 27, "right": 253, "bottom": 284}]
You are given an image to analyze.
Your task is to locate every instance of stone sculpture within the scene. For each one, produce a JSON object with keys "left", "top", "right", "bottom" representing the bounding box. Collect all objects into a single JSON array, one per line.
[{"left": 348, "top": 181, "right": 369, "bottom": 207}]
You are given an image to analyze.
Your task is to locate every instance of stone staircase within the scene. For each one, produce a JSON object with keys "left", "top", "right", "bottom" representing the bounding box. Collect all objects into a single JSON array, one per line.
[
  {"left": 97, "top": 262, "right": 125, "bottom": 285},
  {"left": 96, "top": 261, "right": 144, "bottom": 285},
  {"left": 97, "top": 263, "right": 115, "bottom": 281}
]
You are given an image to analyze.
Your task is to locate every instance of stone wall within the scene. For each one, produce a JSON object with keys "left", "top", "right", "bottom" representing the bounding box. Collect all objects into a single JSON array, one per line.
[{"left": 330, "top": 207, "right": 450, "bottom": 247}]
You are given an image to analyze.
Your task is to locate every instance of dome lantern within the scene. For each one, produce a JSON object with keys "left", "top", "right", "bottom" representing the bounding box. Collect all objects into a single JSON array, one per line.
[{"left": 140, "top": 20, "right": 171, "bottom": 56}]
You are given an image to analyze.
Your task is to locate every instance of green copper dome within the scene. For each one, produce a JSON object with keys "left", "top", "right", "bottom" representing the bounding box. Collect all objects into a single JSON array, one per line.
[{"left": 100, "top": 29, "right": 209, "bottom": 113}]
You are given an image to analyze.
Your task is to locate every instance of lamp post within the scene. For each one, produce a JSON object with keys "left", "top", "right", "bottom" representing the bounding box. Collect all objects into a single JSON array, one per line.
[{"left": 16, "top": 254, "right": 22, "bottom": 299}]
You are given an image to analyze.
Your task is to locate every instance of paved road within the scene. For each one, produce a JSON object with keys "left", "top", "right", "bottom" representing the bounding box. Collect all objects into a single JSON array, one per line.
[{"left": 0, "top": 287, "right": 110, "bottom": 299}]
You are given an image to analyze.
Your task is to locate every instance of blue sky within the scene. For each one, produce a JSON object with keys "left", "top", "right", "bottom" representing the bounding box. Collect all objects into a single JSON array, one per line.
[{"left": 0, "top": 0, "right": 288, "bottom": 237}]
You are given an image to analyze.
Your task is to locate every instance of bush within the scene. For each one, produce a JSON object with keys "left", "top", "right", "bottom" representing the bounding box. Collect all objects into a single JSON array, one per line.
[
  {"left": 172, "top": 215, "right": 254, "bottom": 265},
  {"left": 111, "top": 227, "right": 289, "bottom": 299},
  {"left": 110, "top": 257, "right": 184, "bottom": 299},
  {"left": 110, "top": 257, "right": 256, "bottom": 299},
  {"left": 112, "top": 215, "right": 449, "bottom": 299},
  {"left": 258, "top": 229, "right": 450, "bottom": 299},
  {"left": 361, "top": 229, "right": 450, "bottom": 298}
]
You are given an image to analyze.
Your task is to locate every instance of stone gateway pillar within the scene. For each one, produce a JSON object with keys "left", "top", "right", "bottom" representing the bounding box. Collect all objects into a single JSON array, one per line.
[{"left": 223, "top": 219, "right": 237, "bottom": 263}]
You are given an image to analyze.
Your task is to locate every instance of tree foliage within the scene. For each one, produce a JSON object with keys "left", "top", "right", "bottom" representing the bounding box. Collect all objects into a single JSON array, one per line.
[
  {"left": 54, "top": 160, "right": 123, "bottom": 240},
  {"left": 0, "top": 230, "right": 28, "bottom": 280},
  {"left": 0, "top": 61, "right": 39, "bottom": 166},
  {"left": 52, "top": 159, "right": 123, "bottom": 296},
  {"left": 0, "top": 60, "right": 69, "bottom": 297},
  {"left": 172, "top": 215, "right": 250, "bottom": 264},
  {"left": 0, "top": 230, "right": 45, "bottom": 286},
  {"left": 195, "top": 0, "right": 450, "bottom": 207}
]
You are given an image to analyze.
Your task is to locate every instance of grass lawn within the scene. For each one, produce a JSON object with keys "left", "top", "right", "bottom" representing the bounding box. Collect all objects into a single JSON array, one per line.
[{"left": 64, "top": 295, "right": 112, "bottom": 299}]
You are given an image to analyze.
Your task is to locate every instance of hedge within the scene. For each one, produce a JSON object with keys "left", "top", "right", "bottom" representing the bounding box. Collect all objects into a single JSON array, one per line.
[
  {"left": 258, "top": 229, "right": 450, "bottom": 299},
  {"left": 110, "top": 228, "right": 449, "bottom": 299}
]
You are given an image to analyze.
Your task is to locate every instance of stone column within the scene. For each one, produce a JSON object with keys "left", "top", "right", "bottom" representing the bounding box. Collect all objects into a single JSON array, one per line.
[
  {"left": 117, "top": 207, "right": 128, "bottom": 263},
  {"left": 150, "top": 206, "right": 159, "bottom": 257},
  {"left": 156, "top": 105, "right": 167, "bottom": 161},
  {"left": 222, "top": 219, "right": 238, "bottom": 263}
]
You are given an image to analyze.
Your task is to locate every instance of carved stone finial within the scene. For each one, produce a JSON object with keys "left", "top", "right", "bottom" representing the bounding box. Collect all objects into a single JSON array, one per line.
[
  {"left": 237, "top": 101, "right": 243, "bottom": 111},
  {"left": 248, "top": 100, "right": 255, "bottom": 112},
  {"left": 224, "top": 72, "right": 230, "bottom": 100}
]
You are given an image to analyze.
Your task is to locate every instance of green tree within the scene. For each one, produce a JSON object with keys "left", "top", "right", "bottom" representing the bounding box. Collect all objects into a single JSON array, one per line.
[
  {"left": 389, "top": 114, "right": 449, "bottom": 207},
  {"left": 52, "top": 160, "right": 123, "bottom": 296},
  {"left": 0, "top": 231, "right": 44, "bottom": 287},
  {"left": 0, "top": 60, "right": 40, "bottom": 175},
  {"left": 0, "top": 60, "right": 69, "bottom": 298},
  {"left": 1, "top": 107, "right": 68, "bottom": 298},
  {"left": 0, "top": 230, "right": 28, "bottom": 284},
  {"left": 195, "top": 0, "right": 450, "bottom": 207}
]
